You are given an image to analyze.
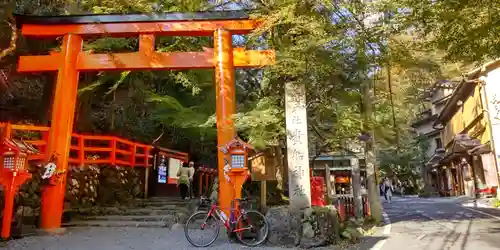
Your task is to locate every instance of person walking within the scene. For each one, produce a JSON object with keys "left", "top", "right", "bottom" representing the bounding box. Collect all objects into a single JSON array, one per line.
[
  {"left": 177, "top": 162, "right": 195, "bottom": 200},
  {"left": 382, "top": 177, "right": 394, "bottom": 203}
]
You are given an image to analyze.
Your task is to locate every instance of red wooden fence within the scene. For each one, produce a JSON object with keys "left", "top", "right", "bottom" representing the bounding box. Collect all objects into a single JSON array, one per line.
[{"left": 0, "top": 123, "right": 189, "bottom": 166}]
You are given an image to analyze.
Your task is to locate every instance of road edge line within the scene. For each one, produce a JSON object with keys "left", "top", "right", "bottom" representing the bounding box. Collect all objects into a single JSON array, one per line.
[{"left": 369, "top": 211, "right": 391, "bottom": 250}]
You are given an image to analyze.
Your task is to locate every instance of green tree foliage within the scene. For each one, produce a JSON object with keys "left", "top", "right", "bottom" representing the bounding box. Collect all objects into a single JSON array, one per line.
[
  {"left": 381, "top": 0, "right": 499, "bottom": 64},
  {"left": 1, "top": 0, "right": 484, "bottom": 172}
]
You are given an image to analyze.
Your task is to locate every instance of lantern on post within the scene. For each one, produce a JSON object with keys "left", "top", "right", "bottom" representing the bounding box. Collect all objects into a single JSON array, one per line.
[
  {"left": 0, "top": 138, "right": 39, "bottom": 239},
  {"left": 218, "top": 137, "right": 253, "bottom": 205}
]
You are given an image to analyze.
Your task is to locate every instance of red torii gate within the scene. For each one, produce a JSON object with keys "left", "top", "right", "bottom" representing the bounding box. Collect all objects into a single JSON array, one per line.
[{"left": 15, "top": 11, "right": 275, "bottom": 231}]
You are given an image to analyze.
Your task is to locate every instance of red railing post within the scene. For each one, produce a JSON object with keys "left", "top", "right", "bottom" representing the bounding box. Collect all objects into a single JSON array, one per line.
[
  {"left": 205, "top": 170, "right": 210, "bottom": 194},
  {"left": 363, "top": 196, "right": 371, "bottom": 217},
  {"left": 144, "top": 147, "right": 150, "bottom": 167},
  {"left": 110, "top": 138, "right": 117, "bottom": 165},
  {"left": 41, "top": 131, "right": 50, "bottom": 156},
  {"left": 338, "top": 199, "right": 345, "bottom": 223},
  {"left": 198, "top": 170, "right": 204, "bottom": 197},
  {"left": 78, "top": 135, "right": 85, "bottom": 166},
  {"left": 3, "top": 123, "right": 12, "bottom": 138},
  {"left": 131, "top": 143, "right": 137, "bottom": 167}
]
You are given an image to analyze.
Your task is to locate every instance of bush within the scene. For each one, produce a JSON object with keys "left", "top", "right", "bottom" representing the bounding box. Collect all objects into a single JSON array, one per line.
[
  {"left": 492, "top": 198, "right": 500, "bottom": 208},
  {"left": 418, "top": 189, "right": 431, "bottom": 198}
]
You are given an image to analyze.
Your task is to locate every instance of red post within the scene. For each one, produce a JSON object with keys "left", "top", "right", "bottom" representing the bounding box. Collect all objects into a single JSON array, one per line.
[
  {"left": 310, "top": 176, "right": 326, "bottom": 206},
  {"left": 1, "top": 171, "right": 32, "bottom": 239},
  {"left": 1, "top": 178, "right": 16, "bottom": 239},
  {"left": 3, "top": 123, "right": 12, "bottom": 138},
  {"left": 363, "top": 196, "right": 371, "bottom": 216},
  {"left": 145, "top": 147, "right": 150, "bottom": 167},
  {"left": 110, "top": 138, "right": 117, "bottom": 165},
  {"left": 131, "top": 143, "right": 137, "bottom": 166},
  {"left": 338, "top": 199, "right": 345, "bottom": 223},
  {"left": 78, "top": 135, "right": 84, "bottom": 165},
  {"left": 214, "top": 28, "right": 236, "bottom": 216},
  {"left": 199, "top": 171, "right": 204, "bottom": 197},
  {"left": 40, "top": 34, "right": 82, "bottom": 231},
  {"left": 41, "top": 131, "right": 50, "bottom": 157},
  {"left": 205, "top": 171, "right": 210, "bottom": 194}
]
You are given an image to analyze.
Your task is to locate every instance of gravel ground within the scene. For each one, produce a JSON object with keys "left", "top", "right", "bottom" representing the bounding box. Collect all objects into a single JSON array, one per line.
[
  {"left": 4, "top": 227, "right": 282, "bottom": 250},
  {"left": 2, "top": 226, "right": 384, "bottom": 250}
]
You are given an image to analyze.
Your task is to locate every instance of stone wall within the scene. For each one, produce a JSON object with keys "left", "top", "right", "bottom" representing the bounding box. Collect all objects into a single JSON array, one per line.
[
  {"left": 266, "top": 205, "right": 377, "bottom": 248},
  {"left": 265, "top": 205, "right": 341, "bottom": 248},
  {"left": 1, "top": 163, "right": 146, "bottom": 232}
]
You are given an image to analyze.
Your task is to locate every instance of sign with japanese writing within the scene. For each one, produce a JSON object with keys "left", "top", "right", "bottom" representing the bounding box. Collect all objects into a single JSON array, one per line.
[{"left": 285, "top": 82, "right": 312, "bottom": 209}]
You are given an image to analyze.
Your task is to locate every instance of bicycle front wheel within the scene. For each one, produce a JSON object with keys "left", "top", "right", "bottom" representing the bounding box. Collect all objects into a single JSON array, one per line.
[
  {"left": 184, "top": 211, "right": 220, "bottom": 247},
  {"left": 235, "top": 210, "right": 269, "bottom": 246}
]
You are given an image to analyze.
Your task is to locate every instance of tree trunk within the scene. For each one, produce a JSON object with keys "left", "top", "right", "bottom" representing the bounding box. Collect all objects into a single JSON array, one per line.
[
  {"left": 324, "top": 164, "right": 333, "bottom": 204},
  {"left": 351, "top": 157, "right": 363, "bottom": 218},
  {"left": 387, "top": 64, "right": 400, "bottom": 151},
  {"left": 363, "top": 80, "right": 383, "bottom": 223}
]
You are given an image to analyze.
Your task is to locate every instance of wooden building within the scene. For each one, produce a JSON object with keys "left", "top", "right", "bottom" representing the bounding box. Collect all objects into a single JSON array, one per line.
[{"left": 433, "top": 68, "right": 500, "bottom": 197}]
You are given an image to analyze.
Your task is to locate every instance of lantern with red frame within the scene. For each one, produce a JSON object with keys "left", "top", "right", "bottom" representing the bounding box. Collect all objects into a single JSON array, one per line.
[
  {"left": 0, "top": 138, "right": 39, "bottom": 239},
  {"left": 218, "top": 137, "right": 253, "bottom": 204},
  {"left": 218, "top": 137, "right": 254, "bottom": 172}
]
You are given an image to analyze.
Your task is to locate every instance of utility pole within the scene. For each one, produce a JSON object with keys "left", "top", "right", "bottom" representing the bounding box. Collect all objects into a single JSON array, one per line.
[{"left": 362, "top": 79, "right": 383, "bottom": 223}]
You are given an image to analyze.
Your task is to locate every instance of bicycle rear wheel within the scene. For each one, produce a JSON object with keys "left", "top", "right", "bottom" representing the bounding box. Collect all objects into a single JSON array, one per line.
[
  {"left": 235, "top": 210, "right": 269, "bottom": 246},
  {"left": 184, "top": 211, "right": 220, "bottom": 247}
]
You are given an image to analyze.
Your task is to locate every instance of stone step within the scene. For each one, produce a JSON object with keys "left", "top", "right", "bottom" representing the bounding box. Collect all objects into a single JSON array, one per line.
[
  {"left": 139, "top": 202, "right": 189, "bottom": 208},
  {"left": 78, "top": 215, "right": 171, "bottom": 222},
  {"left": 125, "top": 207, "right": 189, "bottom": 215},
  {"left": 71, "top": 205, "right": 190, "bottom": 216},
  {"left": 62, "top": 220, "right": 169, "bottom": 228}
]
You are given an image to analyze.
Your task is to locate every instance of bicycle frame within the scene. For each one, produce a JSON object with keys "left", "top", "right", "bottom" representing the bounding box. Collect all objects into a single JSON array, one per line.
[{"left": 204, "top": 202, "right": 250, "bottom": 233}]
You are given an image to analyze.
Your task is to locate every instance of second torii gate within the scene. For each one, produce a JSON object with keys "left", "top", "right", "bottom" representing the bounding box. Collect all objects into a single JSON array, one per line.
[{"left": 15, "top": 11, "right": 275, "bottom": 231}]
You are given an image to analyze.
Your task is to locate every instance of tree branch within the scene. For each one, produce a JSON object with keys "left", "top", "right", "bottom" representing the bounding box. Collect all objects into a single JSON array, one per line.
[{"left": 0, "top": 19, "right": 17, "bottom": 61}]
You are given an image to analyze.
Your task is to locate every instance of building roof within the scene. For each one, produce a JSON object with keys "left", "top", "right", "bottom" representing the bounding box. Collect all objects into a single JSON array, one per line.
[
  {"left": 422, "top": 80, "right": 459, "bottom": 99},
  {"left": 433, "top": 79, "right": 479, "bottom": 127},
  {"left": 465, "top": 58, "right": 500, "bottom": 80},
  {"left": 414, "top": 128, "right": 441, "bottom": 140},
  {"left": 14, "top": 11, "right": 249, "bottom": 25},
  {"left": 410, "top": 111, "right": 437, "bottom": 128}
]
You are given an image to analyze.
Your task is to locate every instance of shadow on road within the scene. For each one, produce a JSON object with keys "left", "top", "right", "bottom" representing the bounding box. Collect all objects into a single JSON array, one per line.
[{"left": 346, "top": 236, "right": 388, "bottom": 250}]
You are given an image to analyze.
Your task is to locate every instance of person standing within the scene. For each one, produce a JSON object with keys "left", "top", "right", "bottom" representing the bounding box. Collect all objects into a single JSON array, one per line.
[
  {"left": 188, "top": 161, "right": 196, "bottom": 198},
  {"left": 177, "top": 162, "right": 195, "bottom": 200},
  {"left": 382, "top": 178, "right": 394, "bottom": 203}
]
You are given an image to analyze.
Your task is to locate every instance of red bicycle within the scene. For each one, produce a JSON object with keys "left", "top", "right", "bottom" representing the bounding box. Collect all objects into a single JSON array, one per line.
[{"left": 184, "top": 196, "right": 269, "bottom": 247}]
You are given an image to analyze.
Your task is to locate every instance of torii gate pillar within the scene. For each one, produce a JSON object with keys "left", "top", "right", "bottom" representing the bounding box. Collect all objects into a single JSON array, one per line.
[{"left": 214, "top": 29, "right": 236, "bottom": 214}]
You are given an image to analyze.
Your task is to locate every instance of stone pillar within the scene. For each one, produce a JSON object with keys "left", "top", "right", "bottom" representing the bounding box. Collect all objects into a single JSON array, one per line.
[{"left": 285, "top": 82, "right": 311, "bottom": 210}]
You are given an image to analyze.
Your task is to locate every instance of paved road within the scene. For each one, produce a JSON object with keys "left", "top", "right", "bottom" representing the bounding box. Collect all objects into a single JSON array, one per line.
[{"left": 377, "top": 196, "right": 500, "bottom": 250}]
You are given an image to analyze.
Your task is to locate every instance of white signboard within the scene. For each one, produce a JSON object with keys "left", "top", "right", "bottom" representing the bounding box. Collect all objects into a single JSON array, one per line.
[
  {"left": 168, "top": 158, "right": 182, "bottom": 182},
  {"left": 285, "top": 82, "right": 312, "bottom": 209}
]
